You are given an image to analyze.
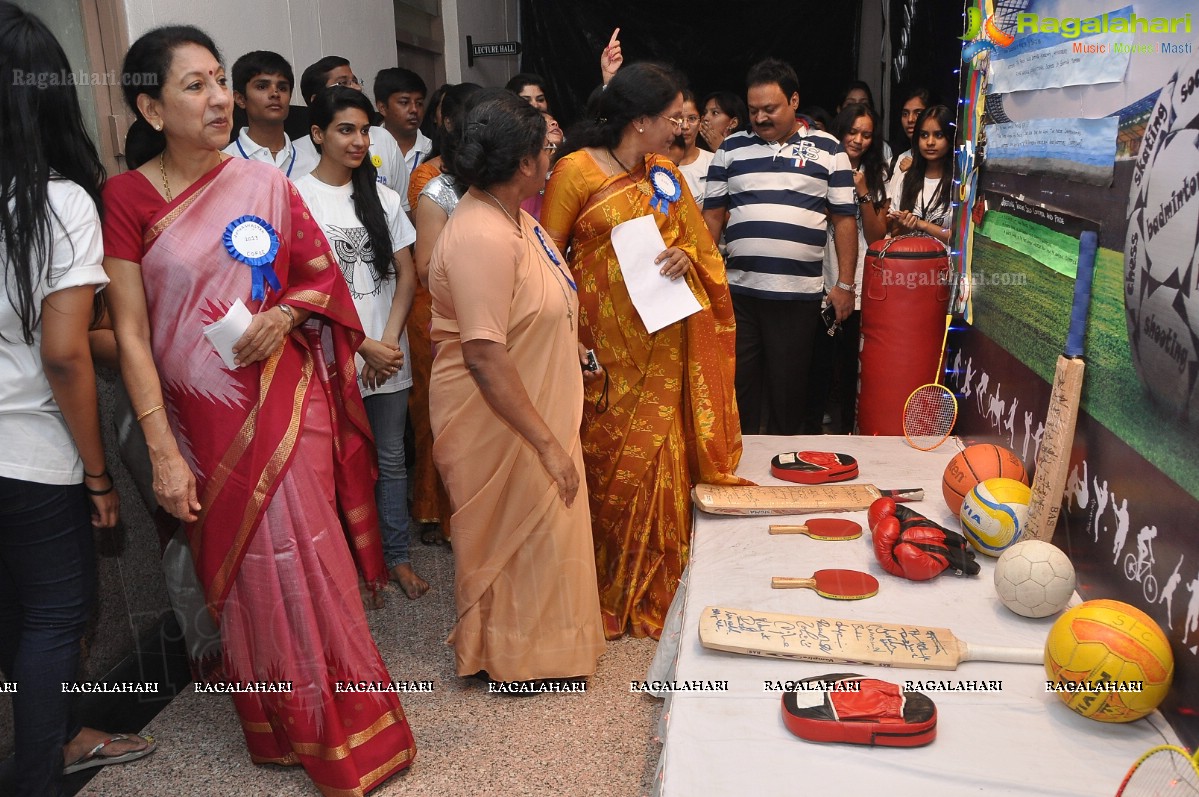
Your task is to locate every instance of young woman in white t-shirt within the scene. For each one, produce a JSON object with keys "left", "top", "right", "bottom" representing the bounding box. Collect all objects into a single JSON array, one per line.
[
  {"left": 887, "top": 105, "right": 954, "bottom": 243},
  {"left": 0, "top": 4, "right": 162, "bottom": 792},
  {"left": 294, "top": 86, "right": 426, "bottom": 599},
  {"left": 673, "top": 91, "right": 715, "bottom": 207}
]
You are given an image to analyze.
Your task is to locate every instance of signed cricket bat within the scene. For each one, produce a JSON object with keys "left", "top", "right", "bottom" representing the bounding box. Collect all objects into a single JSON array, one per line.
[
  {"left": 692, "top": 484, "right": 923, "bottom": 516},
  {"left": 698, "top": 606, "right": 1042, "bottom": 670},
  {"left": 1023, "top": 231, "right": 1097, "bottom": 543}
]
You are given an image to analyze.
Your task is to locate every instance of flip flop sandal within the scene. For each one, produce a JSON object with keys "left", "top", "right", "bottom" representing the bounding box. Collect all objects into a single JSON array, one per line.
[{"left": 64, "top": 733, "right": 157, "bottom": 774}]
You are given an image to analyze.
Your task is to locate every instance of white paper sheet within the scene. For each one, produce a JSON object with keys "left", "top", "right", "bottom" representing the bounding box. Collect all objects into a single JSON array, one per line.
[
  {"left": 610, "top": 215, "right": 701, "bottom": 334},
  {"left": 201, "top": 298, "right": 252, "bottom": 369}
]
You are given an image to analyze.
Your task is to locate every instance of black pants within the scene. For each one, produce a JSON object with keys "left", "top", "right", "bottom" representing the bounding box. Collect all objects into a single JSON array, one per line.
[
  {"left": 0, "top": 477, "right": 93, "bottom": 796},
  {"left": 733, "top": 293, "right": 823, "bottom": 435},
  {"left": 804, "top": 309, "right": 862, "bottom": 434}
]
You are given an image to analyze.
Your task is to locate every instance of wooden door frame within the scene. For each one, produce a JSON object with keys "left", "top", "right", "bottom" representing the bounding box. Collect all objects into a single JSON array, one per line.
[{"left": 77, "top": 0, "right": 132, "bottom": 173}]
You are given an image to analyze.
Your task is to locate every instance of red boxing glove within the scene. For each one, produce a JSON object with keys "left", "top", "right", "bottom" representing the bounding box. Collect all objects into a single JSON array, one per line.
[
  {"left": 868, "top": 497, "right": 896, "bottom": 532},
  {"left": 892, "top": 524, "right": 956, "bottom": 581},
  {"left": 873, "top": 516, "right": 907, "bottom": 578},
  {"left": 874, "top": 517, "right": 980, "bottom": 580}
]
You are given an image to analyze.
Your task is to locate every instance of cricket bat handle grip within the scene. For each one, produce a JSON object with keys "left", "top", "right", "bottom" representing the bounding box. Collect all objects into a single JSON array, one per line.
[
  {"left": 881, "top": 488, "right": 924, "bottom": 503},
  {"left": 963, "top": 642, "right": 1044, "bottom": 665},
  {"left": 1065, "top": 231, "right": 1097, "bottom": 357}
]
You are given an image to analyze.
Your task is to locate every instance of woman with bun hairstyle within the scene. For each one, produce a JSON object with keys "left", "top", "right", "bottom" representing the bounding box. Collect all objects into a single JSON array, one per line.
[
  {"left": 406, "top": 81, "right": 482, "bottom": 547},
  {"left": 541, "top": 63, "right": 746, "bottom": 640},
  {"left": 100, "top": 24, "right": 415, "bottom": 792},
  {"left": 428, "top": 90, "right": 605, "bottom": 684}
]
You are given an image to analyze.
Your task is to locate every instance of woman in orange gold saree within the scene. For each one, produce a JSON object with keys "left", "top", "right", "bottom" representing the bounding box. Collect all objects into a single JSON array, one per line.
[
  {"left": 541, "top": 64, "right": 747, "bottom": 640},
  {"left": 102, "top": 27, "right": 414, "bottom": 795}
]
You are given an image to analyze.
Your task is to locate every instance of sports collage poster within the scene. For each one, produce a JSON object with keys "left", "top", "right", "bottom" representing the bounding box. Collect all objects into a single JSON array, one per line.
[{"left": 951, "top": 0, "right": 1199, "bottom": 741}]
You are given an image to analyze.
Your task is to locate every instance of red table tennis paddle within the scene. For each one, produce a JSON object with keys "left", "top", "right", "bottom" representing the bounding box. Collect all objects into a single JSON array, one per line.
[
  {"left": 768, "top": 518, "right": 862, "bottom": 540},
  {"left": 771, "top": 569, "right": 880, "bottom": 600}
]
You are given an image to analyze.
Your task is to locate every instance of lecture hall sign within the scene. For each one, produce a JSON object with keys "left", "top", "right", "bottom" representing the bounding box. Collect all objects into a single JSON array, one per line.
[{"left": 466, "top": 37, "right": 521, "bottom": 66}]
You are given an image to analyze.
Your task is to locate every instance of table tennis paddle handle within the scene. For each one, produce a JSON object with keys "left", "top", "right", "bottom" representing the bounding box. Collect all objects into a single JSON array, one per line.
[
  {"left": 772, "top": 577, "right": 816, "bottom": 589},
  {"left": 769, "top": 525, "right": 812, "bottom": 535}
]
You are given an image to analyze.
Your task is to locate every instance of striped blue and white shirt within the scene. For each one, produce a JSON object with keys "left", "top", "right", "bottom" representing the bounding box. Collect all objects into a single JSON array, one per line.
[{"left": 704, "top": 125, "right": 856, "bottom": 300}]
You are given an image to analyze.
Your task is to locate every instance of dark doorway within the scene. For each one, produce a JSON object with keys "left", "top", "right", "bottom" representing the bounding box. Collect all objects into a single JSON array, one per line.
[{"left": 517, "top": 0, "right": 864, "bottom": 128}]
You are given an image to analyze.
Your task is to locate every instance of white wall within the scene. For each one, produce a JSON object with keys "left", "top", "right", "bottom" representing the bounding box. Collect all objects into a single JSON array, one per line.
[
  {"left": 441, "top": 0, "right": 521, "bottom": 87},
  {"left": 121, "top": 0, "right": 397, "bottom": 101}
]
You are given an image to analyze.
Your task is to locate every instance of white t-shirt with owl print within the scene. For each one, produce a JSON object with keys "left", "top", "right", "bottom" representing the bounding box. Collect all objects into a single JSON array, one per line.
[{"left": 294, "top": 175, "right": 417, "bottom": 397}]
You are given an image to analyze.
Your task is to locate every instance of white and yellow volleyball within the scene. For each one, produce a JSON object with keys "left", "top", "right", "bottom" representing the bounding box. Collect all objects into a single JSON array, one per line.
[{"left": 960, "top": 477, "right": 1031, "bottom": 557}]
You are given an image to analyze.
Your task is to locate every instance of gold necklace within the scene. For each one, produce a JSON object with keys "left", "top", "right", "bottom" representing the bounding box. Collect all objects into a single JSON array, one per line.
[
  {"left": 607, "top": 148, "right": 652, "bottom": 196},
  {"left": 159, "top": 152, "right": 173, "bottom": 202},
  {"left": 480, "top": 188, "right": 523, "bottom": 238}
]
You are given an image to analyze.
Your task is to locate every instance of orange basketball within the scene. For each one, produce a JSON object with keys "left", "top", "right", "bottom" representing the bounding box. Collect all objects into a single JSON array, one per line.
[{"left": 942, "top": 444, "right": 1028, "bottom": 515}]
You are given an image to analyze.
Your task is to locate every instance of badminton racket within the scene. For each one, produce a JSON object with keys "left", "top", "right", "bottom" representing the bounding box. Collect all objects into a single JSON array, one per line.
[
  {"left": 1115, "top": 744, "right": 1199, "bottom": 796},
  {"left": 903, "top": 269, "right": 963, "bottom": 450}
]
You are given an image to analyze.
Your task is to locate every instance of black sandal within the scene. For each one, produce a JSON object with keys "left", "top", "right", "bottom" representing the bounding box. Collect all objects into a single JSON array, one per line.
[{"left": 420, "top": 522, "right": 443, "bottom": 545}]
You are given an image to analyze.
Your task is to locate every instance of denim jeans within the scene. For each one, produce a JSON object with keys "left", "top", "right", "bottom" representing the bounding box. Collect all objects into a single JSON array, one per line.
[
  {"left": 363, "top": 388, "right": 411, "bottom": 569},
  {"left": 0, "top": 476, "right": 94, "bottom": 797}
]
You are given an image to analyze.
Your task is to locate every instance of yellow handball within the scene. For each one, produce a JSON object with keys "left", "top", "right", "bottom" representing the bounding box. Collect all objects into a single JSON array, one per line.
[
  {"left": 959, "top": 477, "right": 1031, "bottom": 556},
  {"left": 1044, "top": 600, "right": 1173, "bottom": 723}
]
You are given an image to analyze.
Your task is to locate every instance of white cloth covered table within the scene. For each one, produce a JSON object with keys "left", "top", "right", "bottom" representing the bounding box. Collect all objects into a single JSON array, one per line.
[{"left": 654, "top": 436, "right": 1178, "bottom": 796}]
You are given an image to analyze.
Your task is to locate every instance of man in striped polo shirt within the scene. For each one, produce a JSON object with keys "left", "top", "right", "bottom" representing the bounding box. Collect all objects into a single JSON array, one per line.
[{"left": 703, "top": 59, "right": 858, "bottom": 435}]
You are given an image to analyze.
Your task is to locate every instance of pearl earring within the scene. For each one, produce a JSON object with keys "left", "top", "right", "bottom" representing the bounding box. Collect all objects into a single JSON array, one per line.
[
  {"left": 153, "top": 123, "right": 162, "bottom": 131},
  {"left": 638, "top": 127, "right": 644, "bottom": 133}
]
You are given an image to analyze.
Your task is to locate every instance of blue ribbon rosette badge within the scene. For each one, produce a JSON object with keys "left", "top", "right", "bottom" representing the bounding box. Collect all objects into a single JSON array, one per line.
[
  {"left": 648, "top": 165, "right": 681, "bottom": 215},
  {"left": 223, "top": 216, "right": 282, "bottom": 301}
]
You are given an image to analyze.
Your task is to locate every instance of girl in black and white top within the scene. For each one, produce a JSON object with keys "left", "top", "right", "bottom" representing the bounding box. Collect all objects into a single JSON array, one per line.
[
  {"left": 294, "top": 86, "right": 426, "bottom": 600},
  {"left": 887, "top": 105, "right": 954, "bottom": 243}
]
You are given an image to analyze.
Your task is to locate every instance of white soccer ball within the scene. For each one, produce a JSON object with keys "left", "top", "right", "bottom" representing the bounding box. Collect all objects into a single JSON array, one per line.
[
  {"left": 993, "top": 540, "right": 1076, "bottom": 618},
  {"left": 1125, "top": 52, "right": 1199, "bottom": 423}
]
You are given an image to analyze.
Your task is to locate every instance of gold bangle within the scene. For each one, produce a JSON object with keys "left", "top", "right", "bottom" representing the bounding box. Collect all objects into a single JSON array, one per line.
[{"left": 136, "top": 403, "right": 165, "bottom": 422}]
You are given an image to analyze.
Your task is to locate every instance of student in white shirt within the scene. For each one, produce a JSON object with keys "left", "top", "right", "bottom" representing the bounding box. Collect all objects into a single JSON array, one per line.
[
  {"left": 294, "top": 86, "right": 426, "bottom": 599},
  {"left": 294, "top": 56, "right": 410, "bottom": 208},
  {"left": 374, "top": 67, "right": 432, "bottom": 175},
  {"left": 0, "top": 4, "right": 155, "bottom": 791},
  {"left": 673, "top": 90, "right": 714, "bottom": 206},
  {"left": 222, "top": 50, "right": 300, "bottom": 177}
]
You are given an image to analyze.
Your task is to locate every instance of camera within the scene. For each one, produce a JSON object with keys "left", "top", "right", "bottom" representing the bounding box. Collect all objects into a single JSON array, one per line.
[
  {"left": 820, "top": 303, "right": 840, "bottom": 335},
  {"left": 582, "top": 349, "right": 600, "bottom": 372}
]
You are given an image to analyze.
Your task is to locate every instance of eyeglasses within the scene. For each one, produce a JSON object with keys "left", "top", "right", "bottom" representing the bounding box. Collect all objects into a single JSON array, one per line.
[
  {"left": 327, "top": 75, "right": 362, "bottom": 88},
  {"left": 659, "top": 115, "right": 685, "bottom": 130},
  {"left": 543, "top": 142, "right": 558, "bottom": 153},
  {"left": 682, "top": 115, "right": 700, "bottom": 127}
]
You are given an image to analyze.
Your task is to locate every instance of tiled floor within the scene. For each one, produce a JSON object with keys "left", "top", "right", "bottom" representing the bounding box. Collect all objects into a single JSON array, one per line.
[{"left": 79, "top": 541, "right": 663, "bottom": 796}]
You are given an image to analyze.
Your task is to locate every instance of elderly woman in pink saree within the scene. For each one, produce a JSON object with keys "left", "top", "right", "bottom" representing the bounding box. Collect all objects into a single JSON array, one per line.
[{"left": 101, "top": 26, "right": 415, "bottom": 795}]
